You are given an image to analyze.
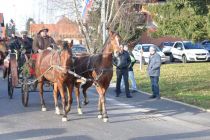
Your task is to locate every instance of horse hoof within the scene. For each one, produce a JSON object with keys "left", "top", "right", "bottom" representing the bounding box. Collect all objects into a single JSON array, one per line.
[
  {"left": 41, "top": 107, "right": 47, "bottom": 112},
  {"left": 103, "top": 118, "right": 109, "bottom": 123},
  {"left": 62, "top": 117, "right": 68, "bottom": 122},
  {"left": 78, "top": 108, "right": 83, "bottom": 115},
  {"left": 98, "top": 114, "right": 102, "bottom": 119},
  {"left": 55, "top": 107, "right": 61, "bottom": 115},
  {"left": 83, "top": 101, "right": 89, "bottom": 106}
]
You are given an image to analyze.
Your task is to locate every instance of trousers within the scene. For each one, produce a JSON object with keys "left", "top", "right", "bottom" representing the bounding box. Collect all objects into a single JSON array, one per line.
[
  {"left": 150, "top": 76, "right": 160, "bottom": 97},
  {"left": 116, "top": 68, "right": 130, "bottom": 95}
]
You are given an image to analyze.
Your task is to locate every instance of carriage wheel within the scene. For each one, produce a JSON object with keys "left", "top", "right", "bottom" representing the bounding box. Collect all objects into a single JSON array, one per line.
[
  {"left": 21, "top": 79, "right": 29, "bottom": 107},
  {"left": 8, "top": 73, "right": 14, "bottom": 99}
]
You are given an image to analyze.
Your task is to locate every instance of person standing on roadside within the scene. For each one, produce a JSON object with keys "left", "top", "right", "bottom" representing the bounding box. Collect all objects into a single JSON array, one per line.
[
  {"left": 147, "top": 46, "right": 161, "bottom": 99},
  {"left": 113, "top": 45, "right": 132, "bottom": 98},
  {"left": 121, "top": 45, "right": 138, "bottom": 93}
]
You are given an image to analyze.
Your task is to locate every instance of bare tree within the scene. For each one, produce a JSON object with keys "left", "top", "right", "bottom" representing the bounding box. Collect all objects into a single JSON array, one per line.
[{"left": 47, "top": 0, "right": 146, "bottom": 53}]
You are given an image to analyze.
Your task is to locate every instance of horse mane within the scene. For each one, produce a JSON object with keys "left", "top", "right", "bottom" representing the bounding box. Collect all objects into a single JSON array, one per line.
[
  {"left": 100, "top": 31, "right": 121, "bottom": 53},
  {"left": 56, "top": 40, "right": 69, "bottom": 50},
  {"left": 100, "top": 36, "right": 110, "bottom": 53}
]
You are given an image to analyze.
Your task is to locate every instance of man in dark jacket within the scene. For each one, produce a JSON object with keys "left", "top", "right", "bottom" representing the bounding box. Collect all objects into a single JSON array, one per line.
[
  {"left": 113, "top": 45, "right": 132, "bottom": 98},
  {"left": 121, "top": 45, "right": 138, "bottom": 93},
  {"left": 20, "top": 31, "right": 33, "bottom": 54},
  {"left": 32, "top": 28, "right": 56, "bottom": 53},
  {"left": 8, "top": 32, "right": 21, "bottom": 52}
]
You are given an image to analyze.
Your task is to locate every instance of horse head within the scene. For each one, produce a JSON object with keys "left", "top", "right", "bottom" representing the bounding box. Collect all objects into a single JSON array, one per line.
[
  {"left": 103, "top": 30, "right": 121, "bottom": 56},
  {"left": 57, "top": 40, "right": 73, "bottom": 73}
]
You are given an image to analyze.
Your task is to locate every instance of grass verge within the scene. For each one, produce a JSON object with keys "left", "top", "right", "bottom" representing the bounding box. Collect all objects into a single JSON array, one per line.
[{"left": 112, "top": 62, "right": 210, "bottom": 109}]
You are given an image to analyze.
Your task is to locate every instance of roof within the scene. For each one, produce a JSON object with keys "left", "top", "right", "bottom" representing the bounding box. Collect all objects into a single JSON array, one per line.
[
  {"left": 29, "top": 17, "right": 83, "bottom": 40},
  {"left": 30, "top": 24, "right": 55, "bottom": 33}
]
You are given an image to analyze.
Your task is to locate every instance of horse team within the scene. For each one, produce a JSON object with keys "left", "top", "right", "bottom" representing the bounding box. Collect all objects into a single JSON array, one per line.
[{"left": 0, "top": 30, "right": 122, "bottom": 122}]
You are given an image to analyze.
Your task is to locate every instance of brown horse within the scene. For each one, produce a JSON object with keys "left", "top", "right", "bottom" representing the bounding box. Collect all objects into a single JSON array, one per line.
[
  {"left": 35, "top": 40, "right": 74, "bottom": 121},
  {"left": 73, "top": 31, "right": 121, "bottom": 122}
]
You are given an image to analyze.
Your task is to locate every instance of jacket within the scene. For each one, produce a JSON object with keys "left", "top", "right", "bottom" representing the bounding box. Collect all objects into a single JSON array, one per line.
[
  {"left": 8, "top": 36, "right": 21, "bottom": 51},
  {"left": 128, "top": 52, "right": 136, "bottom": 71},
  {"left": 147, "top": 52, "right": 161, "bottom": 76},
  {"left": 20, "top": 37, "right": 33, "bottom": 53},
  {"left": 112, "top": 50, "right": 131, "bottom": 69},
  {"left": 32, "top": 34, "right": 56, "bottom": 53}
]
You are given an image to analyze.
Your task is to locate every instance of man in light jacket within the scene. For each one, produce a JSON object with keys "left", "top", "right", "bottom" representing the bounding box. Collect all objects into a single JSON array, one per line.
[{"left": 147, "top": 46, "right": 161, "bottom": 99}]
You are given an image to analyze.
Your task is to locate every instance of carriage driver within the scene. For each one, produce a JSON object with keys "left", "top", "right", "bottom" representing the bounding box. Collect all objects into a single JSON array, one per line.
[{"left": 32, "top": 27, "right": 56, "bottom": 53}]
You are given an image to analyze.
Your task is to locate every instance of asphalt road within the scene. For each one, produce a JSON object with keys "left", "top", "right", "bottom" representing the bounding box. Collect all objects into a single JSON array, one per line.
[{"left": 0, "top": 70, "right": 210, "bottom": 140}]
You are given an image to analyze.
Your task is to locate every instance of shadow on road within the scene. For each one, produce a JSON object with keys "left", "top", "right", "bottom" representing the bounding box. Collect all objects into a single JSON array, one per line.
[
  {"left": 0, "top": 128, "right": 66, "bottom": 140},
  {"left": 46, "top": 135, "right": 93, "bottom": 140},
  {"left": 130, "top": 129, "right": 210, "bottom": 140}
]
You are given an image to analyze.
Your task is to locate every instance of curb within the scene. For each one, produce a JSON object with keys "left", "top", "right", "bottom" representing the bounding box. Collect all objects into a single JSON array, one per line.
[
  {"left": 109, "top": 83, "right": 210, "bottom": 113},
  {"left": 138, "top": 89, "right": 210, "bottom": 113}
]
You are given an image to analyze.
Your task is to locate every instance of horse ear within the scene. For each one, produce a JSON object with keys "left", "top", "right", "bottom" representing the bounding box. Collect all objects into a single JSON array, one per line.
[
  {"left": 108, "top": 29, "right": 114, "bottom": 36},
  {"left": 68, "top": 40, "right": 73, "bottom": 48}
]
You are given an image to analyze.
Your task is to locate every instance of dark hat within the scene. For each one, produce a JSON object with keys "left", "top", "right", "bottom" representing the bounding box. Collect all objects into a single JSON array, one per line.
[
  {"left": 20, "top": 31, "right": 28, "bottom": 35},
  {"left": 38, "top": 28, "right": 49, "bottom": 34}
]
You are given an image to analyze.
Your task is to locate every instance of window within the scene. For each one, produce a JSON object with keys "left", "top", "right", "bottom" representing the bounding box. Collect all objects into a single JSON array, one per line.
[{"left": 174, "top": 43, "right": 182, "bottom": 48}]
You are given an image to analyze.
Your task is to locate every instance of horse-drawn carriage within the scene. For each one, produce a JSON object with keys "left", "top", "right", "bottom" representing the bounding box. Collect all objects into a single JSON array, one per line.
[
  {"left": 1, "top": 36, "right": 38, "bottom": 106},
  {"left": 3, "top": 42, "right": 34, "bottom": 104},
  {"left": 1, "top": 30, "right": 122, "bottom": 122}
]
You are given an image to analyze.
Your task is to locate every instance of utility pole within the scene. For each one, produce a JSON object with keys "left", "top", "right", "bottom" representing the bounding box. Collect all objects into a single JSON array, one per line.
[{"left": 101, "top": 0, "right": 106, "bottom": 44}]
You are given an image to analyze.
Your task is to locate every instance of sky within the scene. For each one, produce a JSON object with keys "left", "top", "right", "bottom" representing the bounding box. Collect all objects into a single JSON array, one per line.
[
  {"left": 0, "top": 0, "right": 52, "bottom": 31},
  {"left": 0, "top": 0, "right": 35, "bottom": 31},
  {"left": 0, "top": 0, "right": 84, "bottom": 32}
]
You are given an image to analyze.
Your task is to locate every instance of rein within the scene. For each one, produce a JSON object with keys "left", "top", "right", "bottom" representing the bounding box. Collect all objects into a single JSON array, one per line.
[{"left": 21, "top": 64, "right": 89, "bottom": 85}]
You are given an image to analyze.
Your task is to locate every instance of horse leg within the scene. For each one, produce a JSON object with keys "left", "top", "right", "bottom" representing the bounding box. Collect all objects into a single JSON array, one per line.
[
  {"left": 3, "top": 67, "right": 8, "bottom": 79},
  {"left": 97, "top": 95, "right": 103, "bottom": 119},
  {"left": 96, "top": 86, "right": 108, "bottom": 122},
  {"left": 53, "top": 83, "right": 60, "bottom": 115},
  {"left": 75, "top": 83, "right": 83, "bottom": 115},
  {"left": 39, "top": 79, "right": 47, "bottom": 111},
  {"left": 81, "top": 82, "right": 93, "bottom": 105},
  {"left": 57, "top": 82, "right": 68, "bottom": 122},
  {"left": 66, "top": 81, "right": 73, "bottom": 114}
]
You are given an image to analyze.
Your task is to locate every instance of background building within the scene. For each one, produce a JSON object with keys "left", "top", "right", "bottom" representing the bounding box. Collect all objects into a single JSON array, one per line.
[
  {"left": 30, "top": 16, "right": 84, "bottom": 44},
  {"left": 0, "top": 13, "right": 5, "bottom": 39}
]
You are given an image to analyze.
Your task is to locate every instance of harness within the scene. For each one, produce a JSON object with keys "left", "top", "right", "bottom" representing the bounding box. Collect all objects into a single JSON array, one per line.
[
  {"left": 72, "top": 53, "right": 113, "bottom": 86},
  {"left": 22, "top": 49, "right": 88, "bottom": 85}
]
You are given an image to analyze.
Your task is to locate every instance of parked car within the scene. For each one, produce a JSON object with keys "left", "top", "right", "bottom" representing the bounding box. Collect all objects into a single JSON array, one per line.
[
  {"left": 132, "top": 44, "right": 167, "bottom": 64},
  {"left": 159, "top": 42, "right": 174, "bottom": 56},
  {"left": 201, "top": 40, "right": 210, "bottom": 53},
  {"left": 170, "top": 41, "right": 210, "bottom": 63},
  {"left": 72, "top": 44, "right": 88, "bottom": 54}
]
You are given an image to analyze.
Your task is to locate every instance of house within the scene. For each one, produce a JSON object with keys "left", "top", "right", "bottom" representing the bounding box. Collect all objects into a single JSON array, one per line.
[
  {"left": 29, "top": 16, "right": 84, "bottom": 44},
  {"left": 119, "top": 0, "right": 180, "bottom": 47},
  {"left": 0, "top": 13, "right": 5, "bottom": 39}
]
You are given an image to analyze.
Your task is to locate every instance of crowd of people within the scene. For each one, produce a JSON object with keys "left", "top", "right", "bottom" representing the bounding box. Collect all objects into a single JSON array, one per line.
[
  {"left": 5, "top": 27, "right": 56, "bottom": 54},
  {"left": 113, "top": 44, "right": 161, "bottom": 99}
]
